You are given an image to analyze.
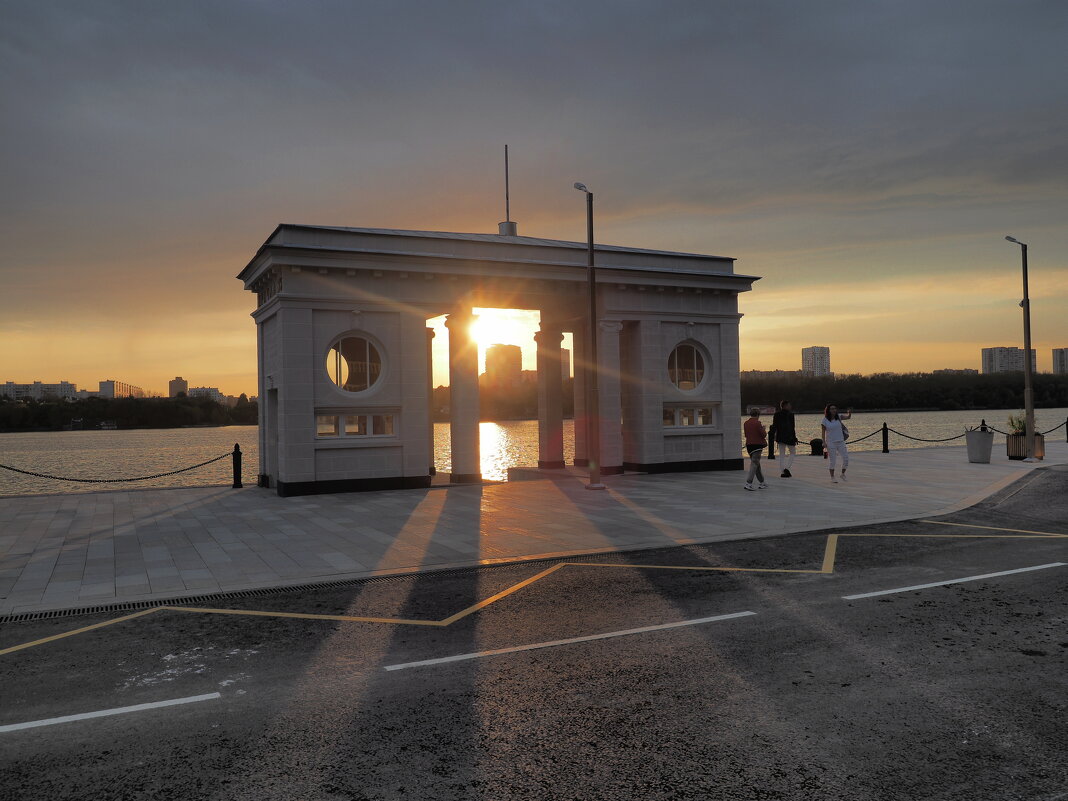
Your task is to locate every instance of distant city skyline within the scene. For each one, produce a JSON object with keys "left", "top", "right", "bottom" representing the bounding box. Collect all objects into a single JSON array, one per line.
[
  {"left": 2, "top": 3, "right": 1066, "bottom": 396},
  {"left": 1, "top": 377, "right": 246, "bottom": 403}
]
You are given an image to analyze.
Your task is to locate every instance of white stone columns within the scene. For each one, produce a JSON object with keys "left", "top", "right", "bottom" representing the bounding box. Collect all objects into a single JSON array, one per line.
[
  {"left": 597, "top": 320, "right": 624, "bottom": 474},
  {"left": 535, "top": 325, "right": 565, "bottom": 469},
  {"left": 445, "top": 309, "right": 481, "bottom": 483},
  {"left": 621, "top": 319, "right": 664, "bottom": 470},
  {"left": 276, "top": 305, "right": 315, "bottom": 486}
]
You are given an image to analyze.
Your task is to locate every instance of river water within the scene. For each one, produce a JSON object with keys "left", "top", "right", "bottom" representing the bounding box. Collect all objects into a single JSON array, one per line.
[{"left": 1, "top": 407, "right": 1065, "bottom": 496}]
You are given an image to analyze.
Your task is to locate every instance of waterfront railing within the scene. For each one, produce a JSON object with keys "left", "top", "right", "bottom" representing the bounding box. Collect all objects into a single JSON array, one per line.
[
  {"left": 770, "top": 416, "right": 1067, "bottom": 457},
  {"left": 0, "top": 444, "right": 244, "bottom": 488}
]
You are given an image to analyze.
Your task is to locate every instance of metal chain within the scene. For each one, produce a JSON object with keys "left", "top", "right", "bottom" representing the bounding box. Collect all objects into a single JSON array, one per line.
[
  {"left": 886, "top": 427, "right": 966, "bottom": 443},
  {"left": 985, "top": 421, "right": 1064, "bottom": 436},
  {"left": 0, "top": 452, "right": 232, "bottom": 483},
  {"left": 845, "top": 429, "right": 881, "bottom": 443}
]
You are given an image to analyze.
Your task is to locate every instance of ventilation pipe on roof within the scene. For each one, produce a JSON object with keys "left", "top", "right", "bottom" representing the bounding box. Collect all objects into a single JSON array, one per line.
[{"left": 498, "top": 144, "right": 518, "bottom": 237}]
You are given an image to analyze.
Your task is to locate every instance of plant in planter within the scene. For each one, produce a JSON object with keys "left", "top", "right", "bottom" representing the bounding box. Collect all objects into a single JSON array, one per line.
[{"left": 1006, "top": 412, "right": 1044, "bottom": 460}]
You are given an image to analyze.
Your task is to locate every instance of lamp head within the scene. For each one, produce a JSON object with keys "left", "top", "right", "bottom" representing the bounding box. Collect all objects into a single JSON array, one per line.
[
  {"left": 573, "top": 182, "right": 589, "bottom": 193},
  {"left": 1005, "top": 235, "right": 1019, "bottom": 244}
]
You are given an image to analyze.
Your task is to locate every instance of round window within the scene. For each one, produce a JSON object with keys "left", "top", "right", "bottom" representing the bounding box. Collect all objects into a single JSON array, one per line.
[
  {"left": 327, "top": 336, "right": 382, "bottom": 392},
  {"left": 667, "top": 344, "right": 705, "bottom": 390}
]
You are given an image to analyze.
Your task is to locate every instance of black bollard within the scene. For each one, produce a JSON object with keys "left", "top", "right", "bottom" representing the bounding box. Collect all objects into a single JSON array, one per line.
[
  {"left": 882, "top": 422, "right": 889, "bottom": 453},
  {"left": 232, "top": 443, "right": 243, "bottom": 489}
]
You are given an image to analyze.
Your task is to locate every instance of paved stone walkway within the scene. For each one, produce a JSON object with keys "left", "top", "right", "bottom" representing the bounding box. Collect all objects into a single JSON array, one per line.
[{"left": 1, "top": 441, "right": 1065, "bottom": 614}]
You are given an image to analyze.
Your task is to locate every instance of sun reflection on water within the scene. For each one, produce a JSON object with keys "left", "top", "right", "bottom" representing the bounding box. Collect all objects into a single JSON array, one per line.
[{"left": 433, "top": 420, "right": 577, "bottom": 482}]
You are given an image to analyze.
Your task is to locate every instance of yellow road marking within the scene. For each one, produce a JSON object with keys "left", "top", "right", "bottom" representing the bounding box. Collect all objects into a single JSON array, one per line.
[
  {"left": 159, "top": 606, "right": 446, "bottom": 626},
  {"left": 3, "top": 523, "right": 1064, "bottom": 656},
  {"left": 918, "top": 520, "right": 1067, "bottom": 537},
  {"left": 0, "top": 607, "right": 163, "bottom": 656},
  {"left": 821, "top": 535, "right": 839, "bottom": 573},
  {"left": 437, "top": 563, "right": 566, "bottom": 625}
]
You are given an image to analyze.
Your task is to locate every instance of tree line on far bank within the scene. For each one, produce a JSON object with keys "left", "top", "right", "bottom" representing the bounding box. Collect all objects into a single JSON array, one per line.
[
  {"left": 0, "top": 395, "right": 258, "bottom": 432},
  {"left": 741, "top": 372, "right": 1068, "bottom": 414},
  {"left": 5, "top": 372, "right": 1064, "bottom": 432}
]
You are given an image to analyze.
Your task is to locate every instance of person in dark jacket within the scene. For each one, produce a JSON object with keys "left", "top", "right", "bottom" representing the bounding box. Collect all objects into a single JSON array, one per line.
[{"left": 768, "top": 400, "right": 799, "bottom": 478}]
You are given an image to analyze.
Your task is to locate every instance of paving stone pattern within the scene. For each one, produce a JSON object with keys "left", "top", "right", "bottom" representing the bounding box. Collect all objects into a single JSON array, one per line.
[{"left": 1, "top": 442, "right": 1064, "bottom": 614}]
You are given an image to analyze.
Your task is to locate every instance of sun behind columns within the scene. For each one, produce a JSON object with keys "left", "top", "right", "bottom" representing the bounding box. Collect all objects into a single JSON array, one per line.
[{"left": 428, "top": 309, "right": 573, "bottom": 386}]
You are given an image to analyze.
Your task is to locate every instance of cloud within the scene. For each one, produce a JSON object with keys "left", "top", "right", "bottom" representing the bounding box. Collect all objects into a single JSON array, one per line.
[{"left": 2, "top": 0, "right": 1067, "bottom": 392}]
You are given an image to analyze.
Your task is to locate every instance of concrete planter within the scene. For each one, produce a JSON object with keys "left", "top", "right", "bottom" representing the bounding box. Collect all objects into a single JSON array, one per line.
[
  {"left": 1006, "top": 433, "right": 1044, "bottom": 461},
  {"left": 965, "top": 430, "right": 994, "bottom": 463}
]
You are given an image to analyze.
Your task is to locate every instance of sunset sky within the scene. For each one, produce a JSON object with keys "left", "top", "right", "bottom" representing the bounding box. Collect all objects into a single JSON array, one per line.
[{"left": 2, "top": 1, "right": 1067, "bottom": 396}]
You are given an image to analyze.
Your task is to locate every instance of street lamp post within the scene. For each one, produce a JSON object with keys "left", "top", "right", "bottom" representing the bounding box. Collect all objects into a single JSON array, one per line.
[
  {"left": 574, "top": 182, "right": 605, "bottom": 490},
  {"left": 1005, "top": 235, "right": 1037, "bottom": 462}
]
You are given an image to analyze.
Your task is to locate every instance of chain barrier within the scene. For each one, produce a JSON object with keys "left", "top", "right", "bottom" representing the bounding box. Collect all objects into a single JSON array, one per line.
[
  {"left": 1040, "top": 419, "right": 1066, "bottom": 435},
  {"left": 768, "top": 415, "right": 1066, "bottom": 457},
  {"left": 845, "top": 429, "right": 881, "bottom": 443},
  {"left": 984, "top": 424, "right": 1065, "bottom": 436},
  {"left": 886, "top": 427, "right": 967, "bottom": 443},
  {"left": 0, "top": 452, "right": 232, "bottom": 484}
]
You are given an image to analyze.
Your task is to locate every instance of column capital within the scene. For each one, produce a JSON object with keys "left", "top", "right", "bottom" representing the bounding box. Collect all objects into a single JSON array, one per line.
[
  {"left": 444, "top": 308, "right": 477, "bottom": 331},
  {"left": 598, "top": 320, "right": 623, "bottom": 334},
  {"left": 534, "top": 328, "right": 564, "bottom": 345}
]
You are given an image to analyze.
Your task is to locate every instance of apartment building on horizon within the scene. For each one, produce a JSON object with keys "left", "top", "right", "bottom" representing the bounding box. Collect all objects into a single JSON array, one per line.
[
  {"left": 484, "top": 344, "right": 523, "bottom": 385},
  {"left": 0, "top": 380, "right": 79, "bottom": 401},
  {"left": 981, "top": 347, "right": 1037, "bottom": 374},
  {"left": 188, "top": 386, "right": 226, "bottom": 403},
  {"left": 801, "top": 346, "right": 831, "bottom": 377},
  {"left": 1054, "top": 348, "right": 1067, "bottom": 375},
  {"left": 96, "top": 379, "right": 147, "bottom": 399}
]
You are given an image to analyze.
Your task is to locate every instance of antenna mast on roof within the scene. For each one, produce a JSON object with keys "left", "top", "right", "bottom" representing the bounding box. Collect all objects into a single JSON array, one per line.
[{"left": 499, "top": 144, "right": 518, "bottom": 236}]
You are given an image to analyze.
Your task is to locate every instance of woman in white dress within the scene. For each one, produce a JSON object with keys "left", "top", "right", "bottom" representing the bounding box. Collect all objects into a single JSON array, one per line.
[{"left": 821, "top": 404, "right": 852, "bottom": 483}]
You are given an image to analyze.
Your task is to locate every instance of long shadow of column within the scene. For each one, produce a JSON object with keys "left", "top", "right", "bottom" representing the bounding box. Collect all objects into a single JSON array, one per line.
[{"left": 317, "top": 484, "right": 488, "bottom": 799}]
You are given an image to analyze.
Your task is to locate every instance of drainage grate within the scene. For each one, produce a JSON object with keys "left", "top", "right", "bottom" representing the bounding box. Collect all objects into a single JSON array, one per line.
[{"left": 0, "top": 549, "right": 638, "bottom": 625}]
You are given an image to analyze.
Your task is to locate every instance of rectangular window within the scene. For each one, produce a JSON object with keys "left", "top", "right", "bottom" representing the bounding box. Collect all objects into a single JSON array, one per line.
[
  {"left": 663, "top": 406, "right": 717, "bottom": 428},
  {"left": 317, "top": 413, "right": 397, "bottom": 437}
]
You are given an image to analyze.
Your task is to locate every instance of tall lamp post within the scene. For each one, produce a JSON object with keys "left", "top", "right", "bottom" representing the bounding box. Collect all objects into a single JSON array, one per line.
[
  {"left": 574, "top": 182, "right": 605, "bottom": 490},
  {"left": 1005, "top": 235, "right": 1037, "bottom": 462}
]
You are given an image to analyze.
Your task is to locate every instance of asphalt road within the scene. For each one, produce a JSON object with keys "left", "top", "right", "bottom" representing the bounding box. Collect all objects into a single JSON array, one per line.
[{"left": 2, "top": 467, "right": 1066, "bottom": 801}]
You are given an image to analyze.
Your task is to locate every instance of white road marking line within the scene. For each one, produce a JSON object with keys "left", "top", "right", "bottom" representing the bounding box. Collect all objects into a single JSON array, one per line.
[
  {"left": 842, "top": 563, "right": 1066, "bottom": 600},
  {"left": 0, "top": 692, "right": 222, "bottom": 733},
  {"left": 383, "top": 611, "right": 757, "bottom": 671}
]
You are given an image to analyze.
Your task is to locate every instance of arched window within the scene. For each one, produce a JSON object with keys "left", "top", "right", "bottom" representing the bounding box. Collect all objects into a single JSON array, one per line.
[
  {"left": 667, "top": 343, "right": 705, "bottom": 390},
  {"left": 327, "top": 336, "right": 382, "bottom": 393}
]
